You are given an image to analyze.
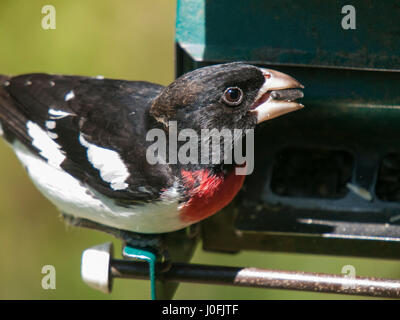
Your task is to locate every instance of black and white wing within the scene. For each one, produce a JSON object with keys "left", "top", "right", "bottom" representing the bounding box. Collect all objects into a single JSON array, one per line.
[{"left": 0, "top": 74, "right": 174, "bottom": 203}]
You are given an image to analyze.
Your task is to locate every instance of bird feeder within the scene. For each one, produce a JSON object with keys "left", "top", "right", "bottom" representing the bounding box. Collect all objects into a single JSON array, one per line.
[{"left": 176, "top": 0, "right": 400, "bottom": 259}]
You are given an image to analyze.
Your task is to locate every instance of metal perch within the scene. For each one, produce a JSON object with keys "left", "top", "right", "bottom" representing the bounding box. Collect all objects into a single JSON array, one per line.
[{"left": 81, "top": 242, "right": 400, "bottom": 299}]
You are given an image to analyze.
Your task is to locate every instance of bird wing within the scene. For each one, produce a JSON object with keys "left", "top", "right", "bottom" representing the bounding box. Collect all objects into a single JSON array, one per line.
[{"left": 0, "top": 73, "right": 174, "bottom": 203}]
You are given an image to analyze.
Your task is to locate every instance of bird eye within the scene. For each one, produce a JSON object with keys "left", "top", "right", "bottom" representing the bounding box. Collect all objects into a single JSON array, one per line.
[{"left": 222, "top": 87, "right": 243, "bottom": 106}]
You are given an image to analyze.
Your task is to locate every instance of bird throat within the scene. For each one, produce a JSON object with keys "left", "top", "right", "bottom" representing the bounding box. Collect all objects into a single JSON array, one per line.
[{"left": 179, "top": 166, "right": 246, "bottom": 223}]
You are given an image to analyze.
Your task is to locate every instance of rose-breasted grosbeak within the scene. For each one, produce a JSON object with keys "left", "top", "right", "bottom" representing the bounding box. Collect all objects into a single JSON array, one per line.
[{"left": 0, "top": 62, "right": 303, "bottom": 236}]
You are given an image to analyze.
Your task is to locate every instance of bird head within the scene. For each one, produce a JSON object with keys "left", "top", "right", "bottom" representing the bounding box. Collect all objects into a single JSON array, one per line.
[
  {"left": 149, "top": 62, "right": 304, "bottom": 175},
  {"left": 150, "top": 62, "right": 304, "bottom": 134}
]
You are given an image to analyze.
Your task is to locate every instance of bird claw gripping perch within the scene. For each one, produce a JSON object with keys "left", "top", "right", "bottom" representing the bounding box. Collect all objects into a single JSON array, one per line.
[
  {"left": 121, "top": 241, "right": 171, "bottom": 300},
  {"left": 70, "top": 214, "right": 173, "bottom": 299},
  {"left": 81, "top": 241, "right": 171, "bottom": 300},
  {"left": 122, "top": 246, "right": 157, "bottom": 300}
]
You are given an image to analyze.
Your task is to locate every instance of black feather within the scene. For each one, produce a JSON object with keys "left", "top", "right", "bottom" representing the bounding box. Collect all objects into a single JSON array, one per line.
[{"left": 0, "top": 74, "right": 175, "bottom": 203}]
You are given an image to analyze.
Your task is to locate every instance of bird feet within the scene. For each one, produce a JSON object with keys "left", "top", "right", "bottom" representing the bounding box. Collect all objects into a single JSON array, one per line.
[{"left": 62, "top": 213, "right": 171, "bottom": 299}]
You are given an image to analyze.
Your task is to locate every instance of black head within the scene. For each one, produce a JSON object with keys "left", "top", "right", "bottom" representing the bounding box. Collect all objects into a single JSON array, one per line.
[
  {"left": 150, "top": 62, "right": 303, "bottom": 133},
  {"left": 149, "top": 62, "right": 304, "bottom": 170},
  {"left": 151, "top": 63, "right": 261, "bottom": 133}
]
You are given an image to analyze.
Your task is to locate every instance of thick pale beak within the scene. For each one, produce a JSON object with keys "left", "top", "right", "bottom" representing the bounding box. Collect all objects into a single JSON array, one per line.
[{"left": 251, "top": 68, "right": 304, "bottom": 124}]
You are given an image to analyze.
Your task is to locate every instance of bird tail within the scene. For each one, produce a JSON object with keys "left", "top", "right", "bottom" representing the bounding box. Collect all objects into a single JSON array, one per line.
[
  {"left": 0, "top": 75, "right": 11, "bottom": 134},
  {"left": 0, "top": 75, "right": 31, "bottom": 145}
]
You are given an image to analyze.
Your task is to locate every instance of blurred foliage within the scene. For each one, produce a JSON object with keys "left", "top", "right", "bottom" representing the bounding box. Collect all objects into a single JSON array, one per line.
[{"left": 0, "top": 0, "right": 399, "bottom": 300}]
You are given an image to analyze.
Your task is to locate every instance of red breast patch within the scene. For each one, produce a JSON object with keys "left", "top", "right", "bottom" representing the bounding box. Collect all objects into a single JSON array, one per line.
[{"left": 179, "top": 168, "right": 245, "bottom": 223}]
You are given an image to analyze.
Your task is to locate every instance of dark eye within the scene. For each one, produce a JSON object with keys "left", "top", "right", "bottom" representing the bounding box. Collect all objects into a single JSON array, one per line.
[{"left": 222, "top": 87, "right": 243, "bottom": 106}]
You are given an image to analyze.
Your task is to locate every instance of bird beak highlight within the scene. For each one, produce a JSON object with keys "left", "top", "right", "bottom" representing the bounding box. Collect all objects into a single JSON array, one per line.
[{"left": 251, "top": 68, "right": 304, "bottom": 124}]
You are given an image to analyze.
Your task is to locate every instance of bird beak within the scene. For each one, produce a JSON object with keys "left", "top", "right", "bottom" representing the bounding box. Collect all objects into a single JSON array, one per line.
[{"left": 251, "top": 68, "right": 304, "bottom": 124}]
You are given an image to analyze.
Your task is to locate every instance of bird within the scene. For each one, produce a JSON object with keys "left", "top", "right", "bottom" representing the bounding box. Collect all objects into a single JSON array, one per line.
[
  {"left": 0, "top": 62, "right": 303, "bottom": 241},
  {"left": 0, "top": 62, "right": 304, "bottom": 298}
]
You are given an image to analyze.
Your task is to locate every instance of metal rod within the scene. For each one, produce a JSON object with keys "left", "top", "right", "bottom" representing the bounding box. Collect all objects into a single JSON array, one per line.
[{"left": 110, "top": 259, "right": 400, "bottom": 298}]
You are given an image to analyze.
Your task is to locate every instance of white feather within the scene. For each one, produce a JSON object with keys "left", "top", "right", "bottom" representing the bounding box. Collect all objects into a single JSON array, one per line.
[
  {"left": 26, "top": 121, "right": 65, "bottom": 168},
  {"left": 11, "top": 142, "right": 186, "bottom": 233},
  {"left": 45, "top": 120, "right": 56, "bottom": 130},
  {"left": 79, "top": 134, "right": 130, "bottom": 191},
  {"left": 64, "top": 90, "right": 75, "bottom": 101},
  {"left": 48, "top": 108, "right": 72, "bottom": 119}
]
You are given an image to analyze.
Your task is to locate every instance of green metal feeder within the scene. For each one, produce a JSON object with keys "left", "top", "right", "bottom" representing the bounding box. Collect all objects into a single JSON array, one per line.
[{"left": 175, "top": 0, "right": 400, "bottom": 259}]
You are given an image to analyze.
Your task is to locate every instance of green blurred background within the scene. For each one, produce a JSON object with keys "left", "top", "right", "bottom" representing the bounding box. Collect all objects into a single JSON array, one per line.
[{"left": 0, "top": 0, "right": 399, "bottom": 299}]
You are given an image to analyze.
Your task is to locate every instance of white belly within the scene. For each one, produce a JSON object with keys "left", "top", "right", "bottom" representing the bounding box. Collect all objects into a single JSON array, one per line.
[{"left": 12, "top": 141, "right": 189, "bottom": 234}]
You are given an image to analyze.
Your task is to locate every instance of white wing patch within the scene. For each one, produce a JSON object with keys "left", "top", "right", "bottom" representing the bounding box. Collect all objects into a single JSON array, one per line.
[
  {"left": 11, "top": 142, "right": 186, "bottom": 233},
  {"left": 48, "top": 108, "right": 72, "bottom": 119},
  {"left": 79, "top": 134, "right": 130, "bottom": 190},
  {"left": 64, "top": 90, "right": 75, "bottom": 101},
  {"left": 26, "top": 121, "right": 65, "bottom": 168},
  {"left": 45, "top": 120, "right": 56, "bottom": 130}
]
